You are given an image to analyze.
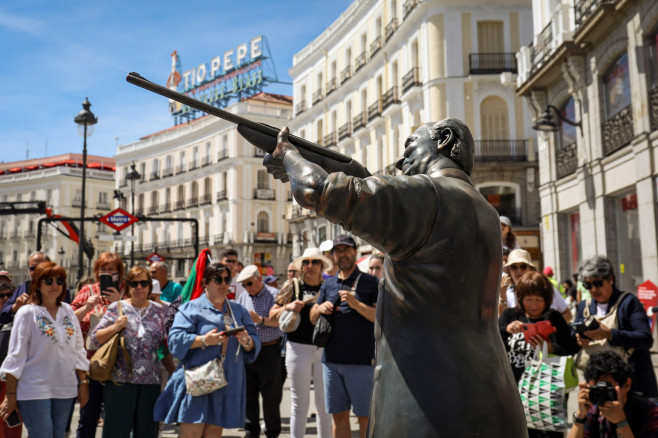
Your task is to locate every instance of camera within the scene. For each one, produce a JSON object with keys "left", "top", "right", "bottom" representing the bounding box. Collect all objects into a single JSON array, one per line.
[{"left": 588, "top": 381, "right": 617, "bottom": 405}]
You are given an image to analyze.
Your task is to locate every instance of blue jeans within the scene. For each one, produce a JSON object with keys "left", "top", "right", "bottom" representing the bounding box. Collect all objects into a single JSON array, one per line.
[{"left": 18, "top": 397, "right": 76, "bottom": 438}]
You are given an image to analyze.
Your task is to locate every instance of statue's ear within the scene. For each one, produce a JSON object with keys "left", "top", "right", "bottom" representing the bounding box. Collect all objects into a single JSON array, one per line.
[{"left": 436, "top": 127, "right": 454, "bottom": 151}]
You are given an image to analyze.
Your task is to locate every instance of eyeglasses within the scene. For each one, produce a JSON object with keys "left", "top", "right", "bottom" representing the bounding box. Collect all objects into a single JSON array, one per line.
[
  {"left": 243, "top": 281, "right": 255, "bottom": 287},
  {"left": 583, "top": 279, "right": 605, "bottom": 290},
  {"left": 0, "top": 294, "right": 12, "bottom": 299},
  {"left": 509, "top": 264, "right": 528, "bottom": 271},
  {"left": 302, "top": 260, "right": 322, "bottom": 267},
  {"left": 213, "top": 276, "right": 231, "bottom": 285},
  {"left": 43, "top": 277, "right": 65, "bottom": 286},
  {"left": 128, "top": 280, "right": 150, "bottom": 288}
]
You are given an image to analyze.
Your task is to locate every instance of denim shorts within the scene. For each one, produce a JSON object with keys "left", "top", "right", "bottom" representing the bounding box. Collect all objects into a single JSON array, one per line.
[
  {"left": 322, "top": 362, "right": 374, "bottom": 417},
  {"left": 18, "top": 397, "right": 76, "bottom": 438}
]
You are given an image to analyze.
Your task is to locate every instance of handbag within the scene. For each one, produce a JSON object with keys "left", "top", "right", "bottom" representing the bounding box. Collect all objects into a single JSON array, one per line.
[
  {"left": 85, "top": 311, "right": 104, "bottom": 351},
  {"left": 312, "top": 274, "right": 361, "bottom": 347},
  {"left": 89, "top": 302, "right": 132, "bottom": 382},
  {"left": 184, "top": 341, "right": 229, "bottom": 396},
  {"left": 278, "top": 278, "right": 301, "bottom": 333},
  {"left": 518, "top": 343, "right": 578, "bottom": 432},
  {"left": 574, "top": 292, "right": 633, "bottom": 370}
]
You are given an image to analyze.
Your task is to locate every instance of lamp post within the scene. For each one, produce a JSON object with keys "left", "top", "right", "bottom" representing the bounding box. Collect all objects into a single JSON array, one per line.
[
  {"left": 532, "top": 104, "right": 582, "bottom": 132},
  {"left": 74, "top": 98, "right": 98, "bottom": 283},
  {"left": 126, "top": 162, "right": 141, "bottom": 267}
]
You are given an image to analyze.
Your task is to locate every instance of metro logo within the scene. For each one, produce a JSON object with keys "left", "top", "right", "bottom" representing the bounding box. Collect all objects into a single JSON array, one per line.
[{"left": 99, "top": 208, "right": 139, "bottom": 232}]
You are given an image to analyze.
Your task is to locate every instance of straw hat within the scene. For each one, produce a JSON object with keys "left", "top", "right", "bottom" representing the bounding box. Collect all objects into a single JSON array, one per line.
[
  {"left": 503, "top": 249, "right": 536, "bottom": 269},
  {"left": 293, "top": 247, "right": 334, "bottom": 271}
]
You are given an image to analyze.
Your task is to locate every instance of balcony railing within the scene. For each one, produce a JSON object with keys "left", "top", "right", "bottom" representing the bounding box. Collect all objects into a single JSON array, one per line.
[
  {"left": 326, "top": 78, "right": 337, "bottom": 96},
  {"left": 403, "top": 0, "right": 419, "bottom": 19},
  {"left": 201, "top": 156, "right": 211, "bottom": 167},
  {"left": 469, "top": 53, "right": 518, "bottom": 74},
  {"left": 148, "top": 206, "right": 158, "bottom": 215},
  {"left": 186, "top": 197, "right": 199, "bottom": 208},
  {"left": 160, "top": 203, "right": 171, "bottom": 213},
  {"left": 188, "top": 160, "right": 198, "bottom": 171},
  {"left": 338, "top": 122, "right": 352, "bottom": 141},
  {"left": 385, "top": 18, "right": 398, "bottom": 41},
  {"left": 97, "top": 201, "right": 111, "bottom": 210},
  {"left": 200, "top": 194, "right": 212, "bottom": 205},
  {"left": 213, "top": 233, "right": 224, "bottom": 244},
  {"left": 176, "top": 165, "right": 186, "bottom": 174},
  {"left": 650, "top": 85, "right": 658, "bottom": 132},
  {"left": 575, "top": 0, "right": 614, "bottom": 27},
  {"left": 368, "top": 101, "right": 382, "bottom": 121},
  {"left": 216, "top": 190, "right": 228, "bottom": 201},
  {"left": 353, "top": 112, "right": 367, "bottom": 132},
  {"left": 402, "top": 67, "right": 421, "bottom": 94},
  {"left": 531, "top": 22, "right": 553, "bottom": 73},
  {"left": 556, "top": 142, "right": 578, "bottom": 179},
  {"left": 254, "top": 149, "right": 266, "bottom": 158},
  {"left": 254, "top": 188, "right": 275, "bottom": 200},
  {"left": 602, "top": 105, "right": 633, "bottom": 156},
  {"left": 355, "top": 52, "right": 367, "bottom": 72},
  {"left": 474, "top": 140, "right": 528, "bottom": 162},
  {"left": 150, "top": 171, "right": 160, "bottom": 181},
  {"left": 370, "top": 36, "right": 382, "bottom": 59},
  {"left": 323, "top": 132, "right": 336, "bottom": 147},
  {"left": 341, "top": 66, "right": 352, "bottom": 84},
  {"left": 312, "top": 89, "right": 323, "bottom": 105},
  {"left": 174, "top": 200, "right": 185, "bottom": 211},
  {"left": 382, "top": 86, "right": 400, "bottom": 111},
  {"left": 295, "top": 101, "right": 307, "bottom": 115},
  {"left": 217, "top": 149, "right": 229, "bottom": 161},
  {"left": 162, "top": 167, "right": 173, "bottom": 178}
]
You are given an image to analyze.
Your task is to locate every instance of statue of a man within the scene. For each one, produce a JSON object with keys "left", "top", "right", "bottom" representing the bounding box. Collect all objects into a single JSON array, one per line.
[{"left": 262, "top": 119, "right": 527, "bottom": 437}]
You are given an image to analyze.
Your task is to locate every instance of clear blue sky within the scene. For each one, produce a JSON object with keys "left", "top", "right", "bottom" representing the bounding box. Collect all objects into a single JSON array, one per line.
[{"left": 0, "top": 1, "right": 353, "bottom": 164}]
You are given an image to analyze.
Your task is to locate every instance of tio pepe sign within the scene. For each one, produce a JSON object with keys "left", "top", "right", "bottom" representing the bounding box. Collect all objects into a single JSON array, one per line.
[{"left": 638, "top": 280, "right": 658, "bottom": 328}]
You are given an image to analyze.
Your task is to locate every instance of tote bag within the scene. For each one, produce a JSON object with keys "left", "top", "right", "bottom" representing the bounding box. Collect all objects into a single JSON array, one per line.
[{"left": 518, "top": 343, "right": 578, "bottom": 432}]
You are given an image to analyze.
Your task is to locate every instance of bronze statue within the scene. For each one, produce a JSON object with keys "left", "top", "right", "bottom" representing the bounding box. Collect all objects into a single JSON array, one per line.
[{"left": 261, "top": 120, "right": 527, "bottom": 437}]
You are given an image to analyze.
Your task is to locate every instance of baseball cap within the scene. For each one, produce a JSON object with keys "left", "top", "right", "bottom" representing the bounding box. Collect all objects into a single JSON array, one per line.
[
  {"left": 543, "top": 266, "right": 554, "bottom": 276},
  {"left": 263, "top": 275, "right": 279, "bottom": 285},
  {"left": 235, "top": 264, "right": 261, "bottom": 283},
  {"left": 500, "top": 216, "right": 512, "bottom": 227},
  {"left": 333, "top": 234, "right": 357, "bottom": 248},
  {"left": 0, "top": 271, "right": 11, "bottom": 281}
]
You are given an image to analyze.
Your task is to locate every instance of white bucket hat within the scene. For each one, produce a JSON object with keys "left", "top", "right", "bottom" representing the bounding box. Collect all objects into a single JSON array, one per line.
[
  {"left": 503, "top": 249, "right": 536, "bottom": 270},
  {"left": 293, "top": 247, "right": 334, "bottom": 272}
]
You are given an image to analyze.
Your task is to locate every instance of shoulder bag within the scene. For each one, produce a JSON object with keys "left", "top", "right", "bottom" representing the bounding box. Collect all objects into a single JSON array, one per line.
[
  {"left": 278, "top": 278, "right": 302, "bottom": 333},
  {"left": 574, "top": 292, "right": 633, "bottom": 370},
  {"left": 312, "top": 274, "right": 361, "bottom": 348},
  {"left": 89, "top": 302, "right": 132, "bottom": 382}
]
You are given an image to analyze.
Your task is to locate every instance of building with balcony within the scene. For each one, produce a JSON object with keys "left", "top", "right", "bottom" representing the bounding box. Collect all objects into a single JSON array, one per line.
[
  {"left": 516, "top": 0, "right": 658, "bottom": 291},
  {"left": 287, "top": 0, "right": 539, "bottom": 259},
  {"left": 114, "top": 93, "right": 293, "bottom": 280},
  {"left": 0, "top": 154, "right": 116, "bottom": 284}
]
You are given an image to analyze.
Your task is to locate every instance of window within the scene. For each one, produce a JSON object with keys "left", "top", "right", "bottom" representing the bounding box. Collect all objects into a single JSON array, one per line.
[
  {"left": 477, "top": 21, "right": 504, "bottom": 53},
  {"left": 478, "top": 183, "right": 520, "bottom": 224},
  {"left": 257, "top": 170, "right": 270, "bottom": 189},
  {"left": 191, "top": 181, "right": 199, "bottom": 198},
  {"left": 151, "top": 191, "right": 158, "bottom": 207},
  {"left": 613, "top": 193, "right": 642, "bottom": 290},
  {"left": 651, "top": 31, "right": 658, "bottom": 87},
  {"left": 257, "top": 211, "right": 269, "bottom": 233},
  {"left": 604, "top": 53, "right": 631, "bottom": 119},
  {"left": 560, "top": 97, "right": 577, "bottom": 148},
  {"left": 204, "top": 177, "right": 212, "bottom": 196},
  {"left": 165, "top": 155, "right": 172, "bottom": 171},
  {"left": 178, "top": 185, "right": 185, "bottom": 202},
  {"left": 480, "top": 96, "right": 509, "bottom": 139},
  {"left": 99, "top": 192, "right": 108, "bottom": 204}
]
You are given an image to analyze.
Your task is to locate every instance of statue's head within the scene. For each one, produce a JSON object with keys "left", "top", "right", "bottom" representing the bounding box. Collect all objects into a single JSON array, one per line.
[{"left": 395, "top": 118, "right": 474, "bottom": 176}]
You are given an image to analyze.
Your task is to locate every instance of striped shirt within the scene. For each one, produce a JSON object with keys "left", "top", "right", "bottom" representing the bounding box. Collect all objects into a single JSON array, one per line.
[{"left": 237, "top": 284, "right": 281, "bottom": 343}]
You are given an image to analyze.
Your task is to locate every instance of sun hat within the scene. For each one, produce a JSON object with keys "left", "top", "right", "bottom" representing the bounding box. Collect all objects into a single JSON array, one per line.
[
  {"left": 293, "top": 247, "right": 334, "bottom": 272},
  {"left": 319, "top": 240, "right": 334, "bottom": 253},
  {"left": 333, "top": 234, "right": 357, "bottom": 248},
  {"left": 500, "top": 216, "right": 512, "bottom": 227},
  {"left": 503, "top": 249, "right": 536, "bottom": 269},
  {"left": 151, "top": 279, "right": 162, "bottom": 295},
  {"left": 235, "top": 264, "right": 261, "bottom": 283}
]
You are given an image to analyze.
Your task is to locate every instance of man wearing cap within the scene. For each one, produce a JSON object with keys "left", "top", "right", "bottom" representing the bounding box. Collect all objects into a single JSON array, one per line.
[
  {"left": 319, "top": 240, "right": 339, "bottom": 279},
  {"left": 236, "top": 265, "right": 282, "bottom": 438},
  {"left": 257, "top": 119, "right": 526, "bottom": 436},
  {"left": 0, "top": 252, "right": 52, "bottom": 324},
  {"left": 503, "top": 249, "right": 571, "bottom": 322},
  {"left": 543, "top": 266, "right": 565, "bottom": 298},
  {"left": 310, "top": 235, "right": 379, "bottom": 438},
  {"left": 149, "top": 261, "right": 182, "bottom": 303},
  {"left": 0, "top": 271, "right": 11, "bottom": 285},
  {"left": 222, "top": 248, "right": 246, "bottom": 301}
]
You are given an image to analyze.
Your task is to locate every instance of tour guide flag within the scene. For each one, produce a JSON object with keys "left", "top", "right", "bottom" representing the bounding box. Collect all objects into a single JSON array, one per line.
[{"left": 180, "top": 248, "right": 212, "bottom": 302}]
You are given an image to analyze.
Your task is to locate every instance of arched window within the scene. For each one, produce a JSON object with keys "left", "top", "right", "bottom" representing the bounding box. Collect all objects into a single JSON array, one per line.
[
  {"left": 604, "top": 53, "right": 631, "bottom": 119},
  {"left": 556, "top": 97, "right": 578, "bottom": 179},
  {"left": 560, "top": 97, "right": 577, "bottom": 147},
  {"left": 480, "top": 96, "right": 509, "bottom": 139},
  {"left": 257, "top": 211, "right": 269, "bottom": 233}
]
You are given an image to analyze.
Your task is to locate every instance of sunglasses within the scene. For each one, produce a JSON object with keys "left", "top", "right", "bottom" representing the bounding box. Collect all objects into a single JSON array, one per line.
[
  {"left": 224, "top": 259, "right": 237, "bottom": 264},
  {"left": 302, "top": 259, "right": 322, "bottom": 267},
  {"left": 43, "top": 277, "right": 65, "bottom": 286},
  {"left": 0, "top": 294, "right": 12, "bottom": 299},
  {"left": 583, "top": 279, "right": 605, "bottom": 290},
  {"left": 213, "top": 276, "right": 231, "bottom": 285},
  {"left": 509, "top": 263, "right": 528, "bottom": 271},
  {"left": 128, "top": 280, "right": 150, "bottom": 288},
  {"left": 243, "top": 281, "right": 255, "bottom": 287}
]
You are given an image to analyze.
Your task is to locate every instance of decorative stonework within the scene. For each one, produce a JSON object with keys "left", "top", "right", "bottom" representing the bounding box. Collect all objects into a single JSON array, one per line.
[
  {"left": 562, "top": 56, "right": 587, "bottom": 102},
  {"left": 650, "top": 85, "right": 658, "bottom": 132},
  {"left": 601, "top": 104, "right": 633, "bottom": 156},
  {"left": 556, "top": 142, "right": 578, "bottom": 179}
]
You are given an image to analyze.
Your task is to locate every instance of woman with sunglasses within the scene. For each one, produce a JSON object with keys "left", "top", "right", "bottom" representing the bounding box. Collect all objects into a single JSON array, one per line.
[
  {"left": 154, "top": 262, "right": 260, "bottom": 437},
  {"left": 269, "top": 247, "right": 333, "bottom": 438},
  {"left": 92, "top": 266, "right": 170, "bottom": 438},
  {"left": 573, "top": 256, "right": 657, "bottom": 398},
  {"left": 0, "top": 262, "right": 89, "bottom": 438}
]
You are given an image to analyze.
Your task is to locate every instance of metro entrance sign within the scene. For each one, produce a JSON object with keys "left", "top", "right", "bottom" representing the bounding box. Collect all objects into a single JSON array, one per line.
[
  {"left": 99, "top": 208, "right": 139, "bottom": 232},
  {"left": 146, "top": 253, "right": 165, "bottom": 263}
]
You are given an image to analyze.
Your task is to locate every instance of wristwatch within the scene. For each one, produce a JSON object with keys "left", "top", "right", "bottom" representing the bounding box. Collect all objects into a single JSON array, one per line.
[
  {"left": 79, "top": 378, "right": 90, "bottom": 386},
  {"left": 201, "top": 336, "right": 208, "bottom": 350},
  {"left": 258, "top": 317, "right": 266, "bottom": 327},
  {"left": 573, "top": 412, "right": 586, "bottom": 424}
]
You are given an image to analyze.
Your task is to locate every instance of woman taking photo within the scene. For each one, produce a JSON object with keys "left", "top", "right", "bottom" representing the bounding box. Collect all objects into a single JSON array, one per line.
[
  {"left": 573, "top": 256, "right": 658, "bottom": 398},
  {"left": 70, "top": 251, "right": 125, "bottom": 438},
  {"left": 92, "top": 266, "right": 169, "bottom": 438},
  {"left": 0, "top": 262, "right": 89, "bottom": 438},
  {"left": 270, "top": 247, "right": 333, "bottom": 438},
  {"left": 154, "top": 262, "right": 260, "bottom": 438}
]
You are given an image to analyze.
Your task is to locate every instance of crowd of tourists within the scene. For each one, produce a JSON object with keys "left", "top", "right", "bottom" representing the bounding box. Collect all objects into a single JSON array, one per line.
[{"left": 0, "top": 219, "right": 656, "bottom": 437}]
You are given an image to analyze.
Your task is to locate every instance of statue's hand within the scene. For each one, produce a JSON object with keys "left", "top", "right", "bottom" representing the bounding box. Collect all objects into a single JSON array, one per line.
[{"left": 263, "top": 127, "right": 298, "bottom": 182}]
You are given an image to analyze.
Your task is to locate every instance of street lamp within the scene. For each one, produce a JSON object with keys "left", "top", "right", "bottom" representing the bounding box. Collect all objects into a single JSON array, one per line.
[
  {"left": 126, "top": 162, "right": 141, "bottom": 267},
  {"left": 532, "top": 104, "right": 582, "bottom": 132},
  {"left": 74, "top": 98, "right": 98, "bottom": 283}
]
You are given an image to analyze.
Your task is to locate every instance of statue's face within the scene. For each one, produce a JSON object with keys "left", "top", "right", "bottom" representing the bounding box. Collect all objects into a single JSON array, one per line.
[{"left": 395, "top": 125, "right": 438, "bottom": 176}]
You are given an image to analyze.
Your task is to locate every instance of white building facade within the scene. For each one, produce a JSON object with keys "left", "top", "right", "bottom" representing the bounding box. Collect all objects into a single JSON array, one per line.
[
  {"left": 516, "top": 0, "right": 658, "bottom": 291},
  {"left": 114, "top": 93, "right": 293, "bottom": 279},
  {"left": 286, "top": 0, "right": 540, "bottom": 260}
]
